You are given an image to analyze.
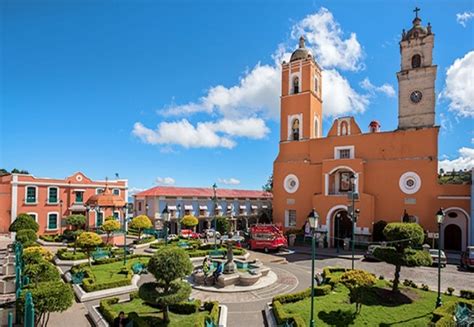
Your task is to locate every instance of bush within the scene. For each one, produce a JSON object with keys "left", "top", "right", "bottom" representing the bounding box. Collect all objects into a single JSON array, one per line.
[
  {"left": 181, "top": 215, "right": 199, "bottom": 228},
  {"left": 203, "top": 301, "right": 220, "bottom": 324},
  {"left": 82, "top": 276, "right": 132, "bottom": 292},
  {"left": 378, "top": 275, "right": 384, "bottom": 280},
  {"left": 16, "top": 229, "right": 37, "bottom": 245},
  {"left": 39, "top": 234, "right": 63, "bottom": 243},
  {"left": 99, "top": 297, "right": 120, "bottom": 324},
  {"left": 372, "top": 220, "right": 387, "bottom": 242},
  {"left": 57, "top": 248, "right": 88, "bottom": 260},
  {"left": 432, "top": 300, "right": 474, "bottom": 326},
  {"left": 9, "top": 213, "right": 39, "bottom": 232},
  {"left": 421, "top": 284, "right": 429, "bottom": 291},
  {"left": 403, "top": 279, "right": 418, "bottom": 288},
  {"left": 460, "top": 290, "right": 474, "bottom": 300},
  {"left": 446, "top": 287, "right": 454, "bottom": 296},
  {"left": 23, "top": 246, "right": 53, "bottom": 262},
  {"left": 272, "top": 300, "right": 305, "bottom": 326},
  {"left": 272, "top": 285, "right": 331, "bottom": 304},
  {"left": 169, "top": 299, "right": 201, "bottom": 314},
  {"left": 24, "top": 261, "right": 61, "bottom": 284},
  {"left": 322, "top": 267, "right": 348, "bottom": 288},
  {"left": 135, "top": 236, "right": 156, "bottom": 245}
]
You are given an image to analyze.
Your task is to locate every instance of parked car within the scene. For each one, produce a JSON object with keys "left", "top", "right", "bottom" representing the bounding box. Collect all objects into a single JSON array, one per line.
[
  {"left": 202, "top": 229, "right": 221, "bottom": 240},
  {"left": 180, "top": 229, "right": 200, "bottom": 239},
  {"left": 364, "top": 244, "right": 382, "bottom": 261},
  {"left": 429, "top": 249, "right": 447, "bottom": 267},
  {"left": 460, "top": 246, "right": 474, "bottom": 270}
]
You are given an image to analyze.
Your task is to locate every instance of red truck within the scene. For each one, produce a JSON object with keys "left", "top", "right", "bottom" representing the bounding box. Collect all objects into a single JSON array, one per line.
[{"left": 247, "top": 225, "right": 288, "bottom": 253}]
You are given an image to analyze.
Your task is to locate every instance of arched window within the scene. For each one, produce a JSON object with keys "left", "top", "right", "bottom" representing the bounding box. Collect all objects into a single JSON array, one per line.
[
  {"left": 412, "top": 54, "right": 421, "bottom": 68},
  {"left": 340, "top": 121, "right": 348, "bottom": 136},
  {"left": 314, "top": 116, "right": 319, "bottom": 138},
  {"left": 314, "top": 76, "right": 319, "bottom": 94},
  {"left": 292, "top": 119, "right": 300, "bottom": 141},
  {"left": 292, "top": 76, "right": 299, "bottom": 94}
]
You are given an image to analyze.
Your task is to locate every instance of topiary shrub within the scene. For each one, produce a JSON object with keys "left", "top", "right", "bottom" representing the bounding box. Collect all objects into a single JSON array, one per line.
[
  {"left": 460, "top": 290, "right": 474, "bottom": 300},
  {"left": 340, "top": 269, "right": 377, "bottom": 315},
  {"left": 16, "top": 229, "right": 37, "bottom": 245},
  {"left": 9, "top": 213, "right": 39, "bottom": 232},
  {"left": 181, "top": 215, "right": 199, "bottom": 229},
  {"left": 24, "top": 261, "right": 61, "bottom": 285},
  {"left": 446, "top": 287, "right": 454, "bottom": 296},
  {"left": 23, "top": 246, "right": 53, "bottom": 262}
]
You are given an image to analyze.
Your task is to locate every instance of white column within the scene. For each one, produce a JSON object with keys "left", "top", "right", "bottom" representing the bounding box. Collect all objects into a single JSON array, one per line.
[{"left": 325, "top": 174, "right": 329, "bottom": 196}]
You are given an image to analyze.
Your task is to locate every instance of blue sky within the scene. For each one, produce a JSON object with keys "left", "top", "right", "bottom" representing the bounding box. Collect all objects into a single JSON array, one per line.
[{"left": 1, "top": 0, "right": 473, "bottom": 193}]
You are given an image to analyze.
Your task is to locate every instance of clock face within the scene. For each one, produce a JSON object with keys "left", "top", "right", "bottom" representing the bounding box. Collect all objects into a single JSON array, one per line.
[{"left": 410, "top": 90, "right": 423, "bottom": 103}]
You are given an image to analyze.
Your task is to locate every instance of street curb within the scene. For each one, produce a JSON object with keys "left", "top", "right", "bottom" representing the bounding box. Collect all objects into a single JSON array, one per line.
[{"left": 264, "top": 302, "right": 277, "bottom": 327}]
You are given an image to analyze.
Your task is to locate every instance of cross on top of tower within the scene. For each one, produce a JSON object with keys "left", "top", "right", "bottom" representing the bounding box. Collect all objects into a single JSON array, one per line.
[{"left": 413, "top": 7, "right": 420, "bottom": 18}]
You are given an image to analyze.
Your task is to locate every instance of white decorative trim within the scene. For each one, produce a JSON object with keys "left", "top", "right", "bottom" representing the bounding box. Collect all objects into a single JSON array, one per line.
[
  {"left": 113, "top": 210, "right": 121, "bottom": 219},
  {"left": 324, "top": 174, "right": 329, "bottom": 196},
  {"left": 14, "top": 181, "right": 127, "bottom": 189},
  {"left": 443, "top": 207, "right": 471, "bottom": 250},
  {"left": 287, "top": 113, "right": 303, "bottom": 141},
  {"left": 337, "top": 117, "right": 351, "bottom": 136},
  {"left": 399, "top": 172, "right": 421, "bottom": 194},
  {"left": 328, "top": 165, "right": 356, "bottom": 175},
  {"left": 75, "top": 174, "right": 83, "bottom": 182},
  {"left": 47, "top": 186, "right": 59, "bottom": 204},
  {"left": 27, "top": 212, "right": 38, "bottom": 222},
  {"left": 334, "top": 146, "right": 355, "bottom": 159},
  {"left": 46, "top": 211, "right": 60, "bottom": 231},
  {"left": 289, "top": 67, "right": 302, "bottom": 95},
  {"left": 326, "top": 205, "right": 349, "bottom": 247},
  {"left": 283, "top": 174, "right": 299, "bottom": 194},
  {"left": 314, "top": 115, "right": 321, "bottom": 138},
  {"left": 24, "top": 185, "right": 38, "bottom": 204}
]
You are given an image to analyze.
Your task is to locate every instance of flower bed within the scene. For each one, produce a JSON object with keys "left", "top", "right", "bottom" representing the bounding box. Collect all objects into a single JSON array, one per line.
[
  {"left": 70, "top": 256, "right": 150, "bottom": 292},
  {"left": 99, "top": 294, "right": 219, "bottom": 327}
]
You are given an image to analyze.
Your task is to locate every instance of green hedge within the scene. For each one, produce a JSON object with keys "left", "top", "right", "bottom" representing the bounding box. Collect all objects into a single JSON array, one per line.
[
  {"left": 169, "top": 299, "right": 202, "bottom": 314},
  {"left": 135, "top": 236, "right": 156, "bottom": 245},
  {"left": 460, "top": 290, "right": 474, "bottom": 300},
  {"left": 40, "top": 234, "right": 63, "bottom": 243},
  {"left": 272, "top": 300, "right": 305, "bottom": 326},
  {"left": 272, "top": 285, "right": 331, "bottom": 304},
  {"left": 99, "top": 297, "right": 120, "bottom": 324},
  {"left": 322, "top": 267, "right": 348, "bottom": 288},
  {"left": 57, "top": 248, "right": 88, "bottom": 260},
  {"left": 82, "top": 276, "right": 132, "bottom": 292}
]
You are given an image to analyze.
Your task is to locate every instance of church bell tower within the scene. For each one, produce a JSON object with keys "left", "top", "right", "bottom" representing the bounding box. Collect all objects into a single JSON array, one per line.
[
  {"left": 280, "top": 36, "right": 323, "bottom": 142},
  {"left": 397, "top": 8, "right": 437, "bottom": 130}
]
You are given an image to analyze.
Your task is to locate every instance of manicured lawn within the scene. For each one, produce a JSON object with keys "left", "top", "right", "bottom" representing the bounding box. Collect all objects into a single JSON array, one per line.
[
  {"left": 108, "top": 297, "right": 210, "bottom": 327},
  {"left": 280, "top": 281, "right": 458, "bottom": 326},
  {"left": 90, "top": 257, "right": 150, "bottom": 284}
]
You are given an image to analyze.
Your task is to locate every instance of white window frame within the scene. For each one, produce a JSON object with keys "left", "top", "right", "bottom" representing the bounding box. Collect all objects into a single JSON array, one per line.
[
  {"left": 46, "top": 211, "right": 59, "bottom": 231},
  {"left": 47, "top": 186, "right": 59, "bottom": 204},
  {"left": 113, "top": 211, "right": 121, "bottom": 220},
  {"left": 314, "top": 115, "right": 320, "bottom": 138},
  {"left": 24, "top": 185, "right": 38, "bottom": 204},
  {"left": 289, "top": 72, "right": 302, "bottom": 95},
  {"left": 27, "top": 212, "right": 38, "bottom": 223},
  {"left": 285, "top": 209, "right": 297, "bottom": 227},
  {"left": 334, "top": 146, "right": 355, "bottom": 159},
  {"left": 337, "top": 118, "right": 351, "bottom": 136}
]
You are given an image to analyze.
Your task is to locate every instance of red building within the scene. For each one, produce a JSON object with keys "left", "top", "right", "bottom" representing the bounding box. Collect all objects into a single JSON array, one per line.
[{"left": 0, "top": 172, "right": 128, "bottom": 235}]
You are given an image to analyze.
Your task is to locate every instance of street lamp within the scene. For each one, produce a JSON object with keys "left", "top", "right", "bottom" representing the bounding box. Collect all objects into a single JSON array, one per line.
[
  {"left": 162, "top": 206, "right": 170, "bottom": 246},
  {"left": 212, "top": 183, "right": 218, "bottom": 249},
  {"left": 336, "top": 213, "right": 341, "bottom": 254},
  {"left": 177, "top": 204, "right": 182, "bottom": 236},
  {"left": 349, "top": 173, "right": 357, "bottom": 270},
  {"left": 122, "top": 203, "right": 128, "bottom": 265},
  {"left": 307, "top": 209, "right": 319, "bottom": 327},
  {"left": 435, "top": 208, "right": 445, "bottom": 308}
]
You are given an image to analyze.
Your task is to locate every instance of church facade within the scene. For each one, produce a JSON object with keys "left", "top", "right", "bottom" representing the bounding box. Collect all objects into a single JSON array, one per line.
[{"left": 272, "top": 13, "right": 472, "bottom": 251}]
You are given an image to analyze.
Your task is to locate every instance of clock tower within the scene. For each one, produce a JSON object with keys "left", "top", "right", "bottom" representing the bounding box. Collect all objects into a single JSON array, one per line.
[{"left": 397, "top": 8, "right": 437, "bottom": 130}]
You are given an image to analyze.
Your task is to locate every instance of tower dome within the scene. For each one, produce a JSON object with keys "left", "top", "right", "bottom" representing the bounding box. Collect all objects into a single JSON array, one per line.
[{"left": 290, "top": 36, "right": 312, "bottom": 62}]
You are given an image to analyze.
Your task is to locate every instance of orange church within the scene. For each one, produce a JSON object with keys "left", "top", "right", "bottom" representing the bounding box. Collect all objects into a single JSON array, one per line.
[{"left": 272, "top": 13, "right": 472, "bottom": 251}]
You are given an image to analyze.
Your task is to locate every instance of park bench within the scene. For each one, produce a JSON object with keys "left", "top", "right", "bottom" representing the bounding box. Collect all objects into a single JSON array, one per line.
[
  {"left": 91, "top": 248, "right": 110, "bottom": 261},
  {"left": 132, "top": 262, "right": 146, "bottom": 275},
  {"left": 455, "top": 302, "right": 474, "bottom": 326},
  {"left": 71, "top": 271, "right": 85, "bottom": 285},
  {"left": 205, "top": 317, "right": 216, "bottom": 327},
  {"left": 177, "top": 241, "right": 190, "bottom": 248}
]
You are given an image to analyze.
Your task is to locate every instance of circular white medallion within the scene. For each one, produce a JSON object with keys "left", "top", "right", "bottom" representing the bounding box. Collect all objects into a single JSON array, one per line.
[
  {"left": 399, "top": 172, "right": 421, "bottom": 194},
  {"left": 76, "top": 175, "right": 83, "bottom": 182},
  {"left": 283, "top": 174, "right": 299, "bottom": 193}
]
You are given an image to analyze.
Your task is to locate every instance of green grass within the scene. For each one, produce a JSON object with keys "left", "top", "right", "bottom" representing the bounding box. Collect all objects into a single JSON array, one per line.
[
  {"left": 109, "top": 297, "right": 210, "bottom": 327},
  {"left": 90, "top": 257, "right": 150, "bottom": 285},
  {"left": 279, "top": 281, "right": 460, "bottom": 326}
]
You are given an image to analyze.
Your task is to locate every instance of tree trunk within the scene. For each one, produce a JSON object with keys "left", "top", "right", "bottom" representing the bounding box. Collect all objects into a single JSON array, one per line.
[
  {"left": 106, "top": 233, "right": 110, "bottom": 245},
  {"left": 392, "top": 264, "right": 401, "bottom": 292},
  {"left": 88, "top": 250, "right": 92, "bottom": 267},
  {"left": 138, "top": 230, "right": 141, "bottom": 241},
  {"left": 163, "top": 305, "right": 170, "bottom": 323}
]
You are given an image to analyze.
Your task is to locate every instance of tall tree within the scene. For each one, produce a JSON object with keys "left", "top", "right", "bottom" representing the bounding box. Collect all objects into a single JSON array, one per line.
[
  {"left": 9, "top": 213, "right": 39, "bottom": 233},
  {"left": 101, "top": 217, "right": 121, "bottom": 244},
  {"left": 374, "top": 223, "right": 431, "bottom": 292},
  {"left": 76, "top": 232, "right": 103, "bottom": 266},
  {"left": 139, "top": 247, "right": 193, "bottom": 323},
  {"left": 262, "top": 174, "right": 273, "bottom": 193}
]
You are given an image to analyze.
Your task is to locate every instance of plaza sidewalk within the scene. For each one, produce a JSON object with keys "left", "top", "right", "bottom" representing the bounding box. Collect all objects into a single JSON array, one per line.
[{"left": 289, "top": 244, "right": 365, "bottom": 260}]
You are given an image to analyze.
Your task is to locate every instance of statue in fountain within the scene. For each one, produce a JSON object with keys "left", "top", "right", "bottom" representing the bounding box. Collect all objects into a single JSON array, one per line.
[{"left": 223, "top": 232, "right": 236, "bottom": 274}]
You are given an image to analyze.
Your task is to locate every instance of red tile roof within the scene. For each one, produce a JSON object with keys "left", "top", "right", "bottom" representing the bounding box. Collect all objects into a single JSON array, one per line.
[{"left": 134, "top": 186, "right": 272, "bottom": 199}]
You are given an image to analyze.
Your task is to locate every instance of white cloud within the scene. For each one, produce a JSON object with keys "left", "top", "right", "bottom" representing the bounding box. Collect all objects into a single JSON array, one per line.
[
  {"left": 360, "top": 78, "right": 395, "bottom": 97},
  {"left": 456, "top": 11, "right": 474, "bottom": 27},
  {"left": 291, "top": 7, "right": 363, "bottom": 71},
  {"left": 132, "top": 117, "right": 269, "bottom": 149},
  {"left": 440, "top": 51, "right": 474, "bottom": 117},
  {"left": 128, "top": 187, "right": 145, "bottom": 196},
  {"left": 156, "top": 177, "right": 176, "bottom": 185},
  {"left": 162, "top": 64, "right": 281, "bottom": 119},
  {"left": 439, "top": 147, "right": 474, "bottom": 172},
  {"left": 323, "top": 70, "right": 369, "bottom": 117},
  {"left": 134, "top": 7, "right": 371, "bottom": 148},
  {"left": 217, "top": 178, "right": 241, "bottom": 185}
]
